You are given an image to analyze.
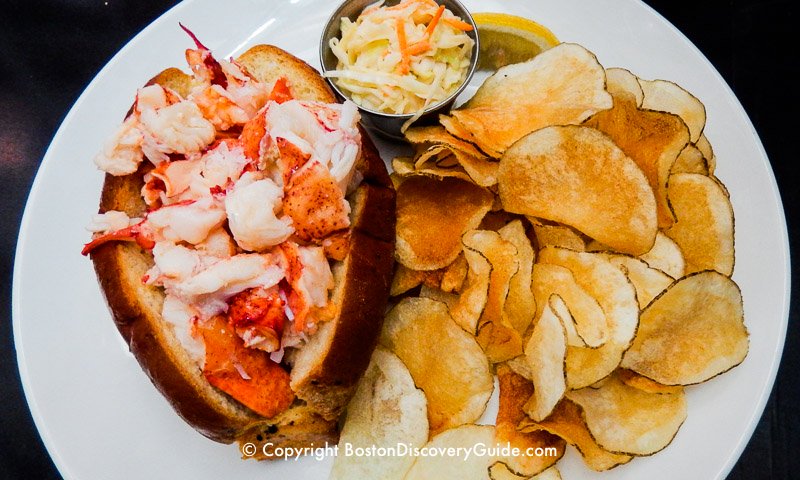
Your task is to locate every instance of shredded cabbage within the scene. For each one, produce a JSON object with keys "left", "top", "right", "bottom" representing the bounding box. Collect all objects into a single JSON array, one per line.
[{"left": 326, "top": 0, "right": 474, "bottom": 130}]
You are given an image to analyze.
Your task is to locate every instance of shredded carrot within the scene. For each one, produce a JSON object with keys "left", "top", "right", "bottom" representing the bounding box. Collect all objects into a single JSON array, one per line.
[
  {"left": 396, "top": 17, "right": 410, "bottom": 74},
  {"left": 406, "top": 41, "right": 431, "bottom": 56},
  {"left": 424, "top": 5, "right": 446, "bottom": 37},
  {"left": 443, "top": 16, "right": 474, "bottom": 31}
]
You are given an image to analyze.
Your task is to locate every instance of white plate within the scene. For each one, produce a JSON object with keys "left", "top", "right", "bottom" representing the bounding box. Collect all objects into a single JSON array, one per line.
[{"left": 13, "top": 0, "right": 789, "bottom": 479}]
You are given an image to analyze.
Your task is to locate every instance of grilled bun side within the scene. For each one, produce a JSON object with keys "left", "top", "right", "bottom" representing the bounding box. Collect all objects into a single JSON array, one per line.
[{"left": 90, "top": 45, "right": 395, "bottom": 450}]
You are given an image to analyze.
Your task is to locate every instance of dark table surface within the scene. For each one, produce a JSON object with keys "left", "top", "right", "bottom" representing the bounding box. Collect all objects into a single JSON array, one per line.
[{"left": 1, "top": 1, "right": 796, "bottom": 478}]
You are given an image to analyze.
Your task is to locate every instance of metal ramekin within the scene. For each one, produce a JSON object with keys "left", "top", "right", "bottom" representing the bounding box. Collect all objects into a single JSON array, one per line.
[{"left": 320, "top": 0, "right": 479, "bottom": 140}]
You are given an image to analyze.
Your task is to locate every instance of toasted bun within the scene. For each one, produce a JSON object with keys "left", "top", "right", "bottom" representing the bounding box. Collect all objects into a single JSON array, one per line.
[{"left": 90, "top": 45, "right": 395, "bottom": 453}]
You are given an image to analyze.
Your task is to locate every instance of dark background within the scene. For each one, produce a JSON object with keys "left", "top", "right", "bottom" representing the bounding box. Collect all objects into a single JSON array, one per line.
[{"left": 0, "top": 0, "right": 796, "bottom": 478}]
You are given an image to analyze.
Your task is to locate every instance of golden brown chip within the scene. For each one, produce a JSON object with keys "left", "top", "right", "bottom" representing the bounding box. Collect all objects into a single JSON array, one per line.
[
  {"left": 664, "top": 173, "right": 735, "bottom": 276},
  {"left": 522, "top": 300, "right": 568, "bottom": 421},
  {"left": 672, "top": 143, "right": 709, "bottom": 175},
  {"left": 405, "top": 425, "right": 496, "bottom": 480},
  {"left": 621, "top": 271, "right": 749, "bottom": 385},
  {"left": 393, "top": 156, "right": 474, "bottom": 183},
  {"left": 538, "top": 247, "right": 639, "bottom": 389},
  {"left": 330, "top": 348, "right": 428, "bottom": 480},
  {"left": 405, "top": 125, "right": 486, "bottom": 158},
  {"left": 464, "top": 230, "right": 524, "bottom": 363},
  {"left": 584, "top": 93, "right": 690, "bottom": 228},
  {"left": 390, "top": 264, "right": 427, "bottom": 296},
  {"left": 605, "top": 67, "right": 644, "bottom": 106},
  {"left": 532, "top": 264, "right": 606, "bottom": 348},
  {"left": 413, "top": 145, "right": 455, "bottom": 169},
  {"left": 499, "top": 126, "right": 657, "bottom": 255},
  {"left": 616, "top": 368, "right": 684, "bottom": 395},
  {"left": 565, "top": 372, "right": 687, "bottom": 456},
  {"left": 638, "top": 231, "right": 685, "bottom": 279},
  {"left": 446, "top": 43, "right": 612, "bottom": 157},
  {"left": 519, "top": 399, "right": 633, "bottom": 471},
  {"left": 499, "top": 220, "right": 537, "bottom": 335},
  {"left": 529, "top": 218, "right": 587, "bottom": 251},
  {"left": 696, "top": 133, "right": 716, "bottom": 174},
  {"left": 495, "top": 365, "right": 566, "bottom": 476},
  {"left": 640, "top": 78, "right": 706, "bottom": 143},
  {"left": 396, "top": 176, "right": 494, "bottom": 271},
  {"left": 452, "top": 246, "right": 492, "bottom": 333},
  {"left": 601, "top": 254, "right": 674, "bottom": 308},
  {"left": 454, "top": 149, "right": 500, "bottom": 187},
  {"left": 441, "top": 253, "right": 469, "bottom": 293},
  {"left": 380, "top": 298, "right": 494, "bottom": 434}
]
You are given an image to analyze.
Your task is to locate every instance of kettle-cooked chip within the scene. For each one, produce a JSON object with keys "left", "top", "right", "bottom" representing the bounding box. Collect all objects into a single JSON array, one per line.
[
  {"left": 640, "top": 78, "right": 706, "bottom": 143},
  {"left": 522, "top": 300, "right": 568, "bottom": 422},
  {"left": 330, "top": 348, "right": 428, "bottom": 480},
  {"left": 584, "top": 93, "right": 690, "bottom": 228},
  {"left": 621, "top": 271, "right": 748, "bottom": 385},
  {"left": 638, "top": 231, "right": 685, "bottom": 279},
  {"left": 446, "top": 43, "right": 612, "bottom": 157},
  {"left": 499, "top": 126, "right": 657, "bottom": 255},
  {"left": 396, "top": 176, "right": 493, "bottom": 271},
  {"left": 565, "top": 372, "right": 687, "bottom": 456},
  {"left": 605, "top": 67, "right": 644, "bottom": 106},
  {"left": 664, "top": 173, "right": 735, "bottom": 276},
  {"left": 672, "top": 143, "right": 709, "bottom": 175},
  {"left": 529, "top": 218, "right": 587, "bottom": 251},
  {"left": 495, "top": 366, "right": 566, "bottom": 476},
  {"left": 405, "top": 425, "right": 496, "bottom": 480},
  {"left": 380, "top": 298, "right": 494, "bottom": 434},
  {"left": 519, "top": 399, "right": 633, "bottom": 472},
  {"left": 499, "top": 221, "right": 536, "bottom": 336},
  {"left": 538, "top": 247, "right": 639, "bottom": 389}
]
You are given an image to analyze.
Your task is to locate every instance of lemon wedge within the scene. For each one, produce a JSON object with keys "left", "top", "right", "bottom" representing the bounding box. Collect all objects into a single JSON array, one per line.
[{"left": 472, "top": 12, "right": 560, "bottom": 70}]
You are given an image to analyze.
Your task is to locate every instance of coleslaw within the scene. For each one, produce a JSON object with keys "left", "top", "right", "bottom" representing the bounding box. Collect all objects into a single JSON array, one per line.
[{"left": 326, "top": 0, "right": 474, "bottom": 130}]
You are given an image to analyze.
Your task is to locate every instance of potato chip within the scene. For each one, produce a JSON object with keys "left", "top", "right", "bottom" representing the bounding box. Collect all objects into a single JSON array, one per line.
[
  {"left": 696, "top": 133, "right": 716, "bottom": 174},
  {"left": 532, "top": 263, "right": 606, "bottom": 348},
  {"left": 393, "top": 156, "right": 474, "bottom": 183},
  {"left": 419, "top": 285, "right": 460, "bottom": 312},
  {"left": 565, "top": 373, "right": 687, "bottom": 456},
  {"left": 488, "top": 462, "right": 528, "bottom": 480},
  {"left": 390, "top": 264, "right": 427, "bottom": 296},
  {"left": 381, "top": 298, "right": 494, "bottom": 434},
  {"left": 600, "top": 254, "right": 674, "bottom": 308},
  {"left": 672, "top": 143, "right": 709, "bottom": 175},
  {"left": 452, "top": 246, "right": 492, "bottom": 333},
  {"left": 519, "top": 399, "right": 633, "bottom": 471},
  {"left": 584, "top": 93, "right": 690, "bottom": 228},
  {"left": 605, "top": 67, "right": 644, "bottom": 106},
  {"left": 464, "top": 230, "right": 524, "bottom": 363},
  {"left": 537, "top": 247, "right": 639, "bottom": 389},
  {"left": 454, "top": 149, "right": 500, "bottom": 187},
  {"left": 405, "top": 125, "right": 486, "bottom": 158},
  {"left": 413, "top": 145, "right": 456, "bottom": 169},
  {"left": 495, "top": 366, "right": 566, "bottom": 476},
  {"left": 499, "top": 220, "right": 536, "bottom": 335},
  {"left": 396, "top": 176, "right": 494, "bottom": 270},
  {"left": 499, "top": 126, "right": 657, "bottom": 255},
  {"left": 664, "top": 173, "right": 734, "bottom": 276},
  {"left": 640, "top": 78, "right": 706, "bottom": 143},
  {"left": 405, "top": 425, "right": 496, "bottom": 480},
  {"left": 441, "top": 253, "right": 469, "bottom": 293},
  {"left": 529, "top": 218, "right": 586, "bottom": 251},
  {"left": 446, "top": 43, "right": 612, "bottom": 157},
  {"left": 330, "top": 348, "right": 428, "bottom": 480},
  {"left": 547, "top": 294, "right": 589, "bottom": 348},
  {"left": 616, "top": 368, "right": 684, "bottom": 395},
  {"left": 621, "top": 271, "right": 748, "bottom": 385},
  {"left": 522, "top": 301, "right": 568, "bottom": 421},
  {"left": 638, "top": 231, "right": 685, "bottom": 279}
]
